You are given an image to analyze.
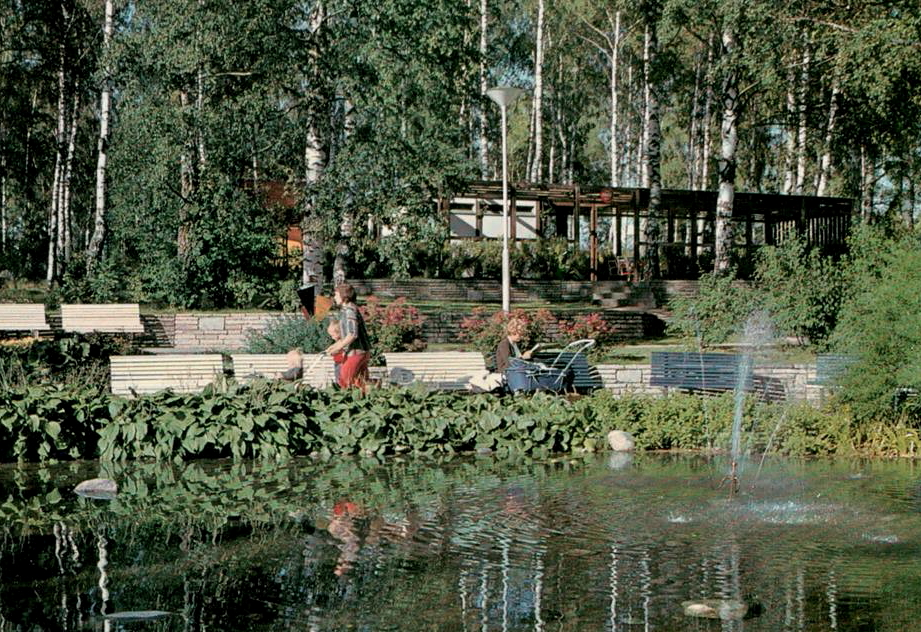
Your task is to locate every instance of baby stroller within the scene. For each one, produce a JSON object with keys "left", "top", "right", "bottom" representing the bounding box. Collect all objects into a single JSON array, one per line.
[{"left": 505, "top": 339, "right": 595, "bottom": 394}]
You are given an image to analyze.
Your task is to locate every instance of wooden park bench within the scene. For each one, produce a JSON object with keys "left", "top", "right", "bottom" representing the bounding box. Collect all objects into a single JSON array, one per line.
[
  {"left": 0, "top": 303, "right": 50, "bottom": 334},
  {"left": 650, "top": 351, "right": 749, "bottom": 394},
  {"left": 383, "top": 351, "right": 487, "bottom": 391},
  {"left": 61, "top": 303, "right": 145, "bottom": 334},
  {"left": 809, "top": 353, "right": 856, "bottom": 386},
  {"left": 230, "top": 353, "right": 335, "bottom": 388},
  {"left": 110, "top": 354, "right": 225, "bottom": 396}
]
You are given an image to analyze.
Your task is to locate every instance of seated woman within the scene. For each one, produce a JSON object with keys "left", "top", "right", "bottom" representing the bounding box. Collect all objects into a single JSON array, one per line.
[{"left": 495, "top": 317, "right": 537, "bottom": 373}]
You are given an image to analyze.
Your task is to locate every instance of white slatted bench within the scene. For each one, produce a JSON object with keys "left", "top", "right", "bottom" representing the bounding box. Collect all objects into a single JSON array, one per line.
[
  {"left": 0, "top": 303, "right": 50, "bottom": 333},
  {"left": 61, "top": 303, "right": 145, "bottom": 333},
  {"left": 230, "top": 353, "right": 336, "bottom": 388},
  {"left": 110, "top": 354, "right": 225, "bottom": 396},
  {"left": 383, "top": 352, "right": 487, "bottom": 391}
]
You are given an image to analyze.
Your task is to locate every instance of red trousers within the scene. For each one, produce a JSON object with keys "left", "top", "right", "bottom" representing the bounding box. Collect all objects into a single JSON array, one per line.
[{"left": 338, "top": 352, "right": 369, "bottom": 389}]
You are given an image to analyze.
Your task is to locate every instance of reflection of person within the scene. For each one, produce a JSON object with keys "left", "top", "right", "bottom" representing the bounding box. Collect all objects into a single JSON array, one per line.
[
  {"left": 325, "top": 283, "right": 371, "bottom": 390},
  {"left": 327, "top": 500, "right": 362, "bottom": 576},
  {"left": 495, "top": 317, "right": 535, "bottom": 373}
]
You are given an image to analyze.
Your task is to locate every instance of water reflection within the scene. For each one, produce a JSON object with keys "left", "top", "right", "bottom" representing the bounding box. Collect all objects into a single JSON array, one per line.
[{"left": 0, "top": 455, "right": 920, "bottom": 630}]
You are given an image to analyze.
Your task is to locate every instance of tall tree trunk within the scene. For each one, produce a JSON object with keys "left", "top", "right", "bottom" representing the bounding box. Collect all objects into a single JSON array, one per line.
[
  {"left": 815, "top": 79, "right": 839, "bottom": 196},
  {"left": 714, "top": 24, "right": 738, "bottom": 274},
  {"left": 177, "top": 89, "right": 196, "bottom": 261},
  {"left": 301, "top": 1, "right": 327, "bottom": 288},
  {"left": 641, "top": 1, "right": 661, "bottom": 279},
  {"left": 61, "top": 80, "right": 79, "bottom": 265},
  {"left": 478, "top": 0, "right": 489, "bottom": 178},
  {"left": 860, "top": 144, "right": 874, "bottom": 220},
  {"left": 699, "top": 34, "right": 714, "bottom": 190},
  {"left": 528, "top": 0, "right": 545, "bottom": 183},
  {"left": 47, "top": 34, "right": 68, "bottom": 284},
  {"left": 86, "top": 0, "right": 114, "bottom": 269},
  {"left": 688, "top": 49, "right": 703, "bottom": 189},
  {"left": 640, "top": 24, "right": 651, "bottom": 187},
  {"left": 0, "top": 122, "right": 6, "bottom": 256},
  {"left": 782, "top": 47, "right": 797, "bottom": 194},
  {"left": 610, "top": 10, "right": 621, "bottom": 187},
  {"left": 794, "top": 33, "right": 810, "bottom": 194},
  {"left": 333, "top": 99, "right": 355, "bottom": 286}
]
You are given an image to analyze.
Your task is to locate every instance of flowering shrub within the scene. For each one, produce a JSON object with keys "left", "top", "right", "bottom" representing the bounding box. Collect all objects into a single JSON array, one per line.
[
  {"left": 557, "top": 312, "right": 616, "bottom": 347},
  {"left": 360, "top": 296, "right": 427, "bottom": 364},
  {"left": 459, "top": 308, "right": 558, "bottom": 365}
]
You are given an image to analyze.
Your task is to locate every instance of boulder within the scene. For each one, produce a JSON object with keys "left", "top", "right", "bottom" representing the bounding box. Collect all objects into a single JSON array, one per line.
[
  {"left": 74, "top": 478, "right": 118, "bottom": 500},
  {"left": 607, "top": 430, "right": 635, "bottom": 452}
]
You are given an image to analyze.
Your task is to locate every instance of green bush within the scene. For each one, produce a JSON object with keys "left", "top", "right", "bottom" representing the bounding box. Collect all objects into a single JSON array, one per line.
[
  {"left": 0, "top": 381, "right": 910, "bottom": 464},
  {"left": 359, "top": 297, "right": 427, "bottom": 365},
  {"left": 244, "top": 314, "right": 331, "bottom": 353},
  {"left": 830, "top": 226, "right": 921, "bottom": 420},
  {"left": 753, "top": 237, "right": 844, "bottom": 345},
  {"left": 667, "top": 270, "right": 759, "bottom": 345}
]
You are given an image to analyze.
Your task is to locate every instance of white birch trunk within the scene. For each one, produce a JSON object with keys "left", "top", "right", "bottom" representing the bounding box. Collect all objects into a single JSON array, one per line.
[
  {"left": 714, "top": 25, "right": 738, "bottom": 274},
  {"left": 300, "top": 0, "right": 327, "bottom": 288},
  {"left": 47, "top": 38, "right": 68, "bottom": 283},
  {"left": 688, "top": 51, "right": 702, "bottom": 189},
  {"left": 794, "top": 36, "right": 810, "bottom": 194},
  {"left": 87, "top": 0, "right": 114, "bottom": 268},
  {"left": 478, "top": 0, "right": 489, "bottom": 178},
  {"left": 610, "top": 10, "right": 621, "bottom": 187},
  {"left": 642, "top": 7, "right": 661, "bottom": 279},
  {"left": 61, "top": 80, "right": 79, "bottom": 263},
  {"left": 640, "top": 24, "right": 651, "bottom": 187},
  {"left": 860, "top": 145, "right": 874, "bottom": 220},
  {"left": 815, "top": 79, "right": 839, "bottom": 197},
  {"left": 782, "top": 52, "right": 797, "bottom": 194},
  {"left": 700, "top": 35, "right": 714, "bottom": 190},
  {"left": 528, "top": 0, "right": 545, "bottom": 183},
  {"left": 333, "top": 99, "right": 355, "bottom": 286},
  {"left": 1, "top": 123, "right": 6, "bottom": 254}
]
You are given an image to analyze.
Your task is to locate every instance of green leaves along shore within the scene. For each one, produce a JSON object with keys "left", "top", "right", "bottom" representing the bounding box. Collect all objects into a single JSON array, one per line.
[{"left": 0, "top": 381, "right": 910, "bottom": 464}]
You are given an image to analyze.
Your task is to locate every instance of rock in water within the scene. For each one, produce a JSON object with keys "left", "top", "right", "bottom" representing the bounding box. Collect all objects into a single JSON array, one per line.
[
  {"left": 607, "top": 430, "right": 635, "bottom": 452},
  {"left": 74, "top": 478, "right": 118, "bottom": 500},
  {"left": 104, "top": 611, "right": 171, "bottom": 621},
  {"left": 682, "top": 599, "right": 748, "bottom": 620}
]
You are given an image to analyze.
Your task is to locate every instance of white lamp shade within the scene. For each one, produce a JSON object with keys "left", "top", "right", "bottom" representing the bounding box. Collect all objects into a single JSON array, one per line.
[{"left": 486, "top": 86, "right": 524, "bottom": 108}]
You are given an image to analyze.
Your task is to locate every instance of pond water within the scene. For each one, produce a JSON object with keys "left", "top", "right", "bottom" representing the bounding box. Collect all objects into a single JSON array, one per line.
[{"left": 2, "top": 453, "right": 920, "bottom": 631}]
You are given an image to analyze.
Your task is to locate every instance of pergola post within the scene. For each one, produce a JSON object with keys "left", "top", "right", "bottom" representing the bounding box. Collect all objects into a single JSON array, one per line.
[
  {"left": 590, "top": 203, "right": 598, "bottom": 281},
  {"left": 573, "top": 184, "right": 581, "bottom": 244}
]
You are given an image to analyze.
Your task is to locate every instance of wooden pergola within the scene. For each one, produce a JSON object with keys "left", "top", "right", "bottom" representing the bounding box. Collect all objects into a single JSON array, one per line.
[{"left": 441, "top": 181, "right": 854, "bottom": 280}]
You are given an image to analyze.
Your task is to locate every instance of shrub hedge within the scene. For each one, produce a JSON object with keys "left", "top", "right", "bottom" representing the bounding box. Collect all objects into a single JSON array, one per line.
[{"left": 0, "top": 381, "right": 908, "bottom": 465}]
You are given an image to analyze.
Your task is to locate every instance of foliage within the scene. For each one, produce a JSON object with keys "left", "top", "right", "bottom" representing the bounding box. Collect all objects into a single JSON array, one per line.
[
  {"left": 359, "top": 297, "right": 427, "bottom": 365},
  {"left": 0, "top": 378, "right": 913, "bottom": 464},
  {"left": 244, "top": 315, "right": 331, "bottom": 354},
  {"left": 753, "top": 238, "right": 845, "bottom": 345},
  {"left": 511, "top": 239, "right": 591, "bottom": 280},
  {"left": 0, "top": 334, "right": 135, "bottom": 391},
  {"left": 667, "top": 270, "right": 759, "bottom": 345},
  {"left": 829, "top": 226, "right": 921, "bottom": 420},
  {"left": 458, "top": 307, "right": 558, "bottom": 363},
  {"left": 558, "top": 312, "right": 616, "bottom": 347}
]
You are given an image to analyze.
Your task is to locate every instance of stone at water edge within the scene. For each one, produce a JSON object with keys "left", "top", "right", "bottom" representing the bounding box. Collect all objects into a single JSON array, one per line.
[
  {"left": 607, "top": 430, "right": 635, "bottom": 452},
  {"left": 74, "top": 478, "right": 118, "bottom": 499},
  {"left": 681, "top": 599, "right": 748, "bottom": 620},
  {"left": 103, "top": 611, "right": 171, "bottom": 621}
]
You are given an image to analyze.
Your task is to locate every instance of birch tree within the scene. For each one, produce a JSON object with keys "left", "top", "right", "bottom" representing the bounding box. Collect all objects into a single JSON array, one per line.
[
  {"left": 640, "top": 0, "right": 661, "bottom": 279},
  {"left": 713, "top": 14, "right": 739, "bottom": 273},
  {"left": 86, "top": 0, "right": 115, "bottom": 269},
  {"left": 527, "top": 0, "right": 545, "bottom": 183}
]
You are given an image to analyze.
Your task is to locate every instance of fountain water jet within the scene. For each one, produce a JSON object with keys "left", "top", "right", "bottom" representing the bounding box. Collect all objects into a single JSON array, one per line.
[{"left": 724, "top": 311, "right": 775, "bottom": 497}]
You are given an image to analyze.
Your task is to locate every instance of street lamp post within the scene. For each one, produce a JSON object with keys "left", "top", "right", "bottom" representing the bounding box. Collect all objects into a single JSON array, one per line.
[{"left": 486, "top": 86, "right": 524, "bottom": 313}]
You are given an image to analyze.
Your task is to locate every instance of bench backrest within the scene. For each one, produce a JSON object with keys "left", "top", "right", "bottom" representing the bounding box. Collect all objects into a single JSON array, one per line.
[
  {"left": 531, "top": 350, "right": 603, "bottom": 391},
  {"left": 61, "top": 303, "right": 145, "bottom": 333},
  {"left": 812, "top": 353, "right": 856, "bottom": 385},
  {"left": 383, "top": 351, "right": 486, "bottom": 390},
  {"left": 230, "top": 353, "right": 335, "bottom": 388},
  {"left": 650, "top": 351, "right": 747, "bottom": 391},
  {"left": 110, "top": 354, "right": 225, "bottom": 395},
  {"left": 0, "top": 303, "right": 50, "bottom": 332}
]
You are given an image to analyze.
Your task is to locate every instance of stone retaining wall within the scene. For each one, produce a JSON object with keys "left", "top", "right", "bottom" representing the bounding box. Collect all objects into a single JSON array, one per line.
[
  {"left": 146, "top": 308, "right": 657, "bottom": 350},
  {"left": 595, "top": 363, "right": 820, "bottom": 403}
]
